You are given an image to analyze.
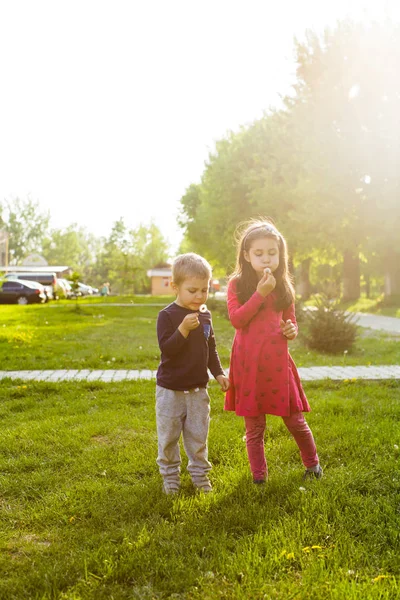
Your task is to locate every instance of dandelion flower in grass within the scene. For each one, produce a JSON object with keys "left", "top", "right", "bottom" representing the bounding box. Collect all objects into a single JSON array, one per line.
[
  {"left": 279, "top": 550, "right": 287, "bottom": 558},
  {"left": 372, "top": 575, "right": 390, "bottom": 583},
  {"left": 286, "top": 552, "right": 295, "bottom": 560},
  {"left": 311, "top": 545, "right": 323, "bottom": 550},
  {"left": 302, "top": 547, "right": 311, "bottom": 553}
]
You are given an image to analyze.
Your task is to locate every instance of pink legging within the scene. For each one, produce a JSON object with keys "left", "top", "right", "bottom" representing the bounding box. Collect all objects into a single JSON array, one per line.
[{"left": 244, "top": 412, "right": 319, "bottom": 480}]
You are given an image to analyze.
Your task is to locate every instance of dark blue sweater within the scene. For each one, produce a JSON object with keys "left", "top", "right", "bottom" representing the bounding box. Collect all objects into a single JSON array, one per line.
[{"left": 156, "top": 302, "right": 224, "bottom": 391}]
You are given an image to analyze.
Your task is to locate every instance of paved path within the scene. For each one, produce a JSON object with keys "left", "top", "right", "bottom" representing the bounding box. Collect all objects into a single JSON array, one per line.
[
  {"left": 353, "top": 312, "right": 400, "bottom": 334},
  {"left": 1, "top": 366, "right": 399, "bottom": 382}
]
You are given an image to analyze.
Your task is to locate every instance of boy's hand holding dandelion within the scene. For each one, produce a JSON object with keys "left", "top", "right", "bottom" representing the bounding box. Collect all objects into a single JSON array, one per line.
[
  {"left": 257, "top": 267, "right": 276, "bottom": 297},
  {"left": 178, "top": 313, "right": 200, "bottom": 338},
  {"left": 280, "top": 318, "right": 297, "bottom": 340}
]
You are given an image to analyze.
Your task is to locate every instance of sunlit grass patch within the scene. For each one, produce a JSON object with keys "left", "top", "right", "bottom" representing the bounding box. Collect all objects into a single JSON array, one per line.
[{"left": 0, "top": 379, "right": 399, "bottom": 598}]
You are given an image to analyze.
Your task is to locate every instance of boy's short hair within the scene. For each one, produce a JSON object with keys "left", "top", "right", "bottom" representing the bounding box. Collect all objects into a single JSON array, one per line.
[{"left": 172, "top": 253, "right": 212, "bottom": 285}]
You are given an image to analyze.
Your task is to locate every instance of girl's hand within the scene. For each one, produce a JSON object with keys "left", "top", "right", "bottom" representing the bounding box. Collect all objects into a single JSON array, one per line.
[
  {"left": 216, "top": 374, "right": 230, "bottom": 392},
  {"left": 178, "top": 313, "right": 200, "bottom": 337},
  {"left": 280, "top": 318, "right": 297, "bottom": 340},
  {"left": 257, "top": 269, "right": 276, "bottom": 297}
]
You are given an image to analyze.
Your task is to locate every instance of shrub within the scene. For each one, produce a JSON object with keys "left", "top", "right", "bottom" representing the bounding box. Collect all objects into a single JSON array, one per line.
[
  {"left": 304, "top": 294, "right": 358, "bottom": 354},
  {"left": 294, "top": 295, "right": 306, "bottom": 324},
  {"left": 206, "top": 296, "right": 228, "bottom": 319}
]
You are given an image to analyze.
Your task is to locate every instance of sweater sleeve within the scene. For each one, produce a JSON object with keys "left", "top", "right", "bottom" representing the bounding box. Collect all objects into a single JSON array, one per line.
[
  {"left": 207, "top": 321, "right": 224, "bottom": 379},
  {"left": 282, "top": 303, "right": 298, "bottom": 334},
  {"left": 227, "top": 279, "right": 266, "bottom": 329},
  {"left": 157, "top": 310, "right": 188, "bottom": 357}
]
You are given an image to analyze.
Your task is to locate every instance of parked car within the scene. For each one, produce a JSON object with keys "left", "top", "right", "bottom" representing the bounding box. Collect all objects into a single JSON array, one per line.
[
  {"left": 0, "top": 279, "right": 47, "bottom": 304},
  {"left": 77, "top": 282, "right": 96, "bottom": 296},
  {"left": 57, "top": 278, "right": 73, "bottom": 299},
  {"left": 5, "top": 272, "right": 59, "bottom": 301}
]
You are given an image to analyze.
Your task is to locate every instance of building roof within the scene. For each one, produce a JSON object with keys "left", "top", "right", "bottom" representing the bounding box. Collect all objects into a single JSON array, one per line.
[
  {"left": 147, "top": 268, "right": 172, "bottom": 277},
  {"left": 0, "top": 265, "right": 71, "bottom": 275}
]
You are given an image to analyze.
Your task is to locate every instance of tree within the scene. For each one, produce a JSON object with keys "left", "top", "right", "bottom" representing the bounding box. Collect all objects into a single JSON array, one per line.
[
  {"left": 290, "top": 20, "right": 400, "bottom": 300},
  {"left": 0, "top": 197, "right": 50, "bottom": 264},
  {"left": 42, "top": 224, "right": 101, "bottom": 281},
  {"left": 97, "top": 219, "right": 170, "bottom": 294}
]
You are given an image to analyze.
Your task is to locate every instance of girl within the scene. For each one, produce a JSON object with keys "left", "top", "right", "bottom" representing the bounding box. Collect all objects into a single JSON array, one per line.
[{"left": 224, "top": 219, "right": 323, "bottom": 483}]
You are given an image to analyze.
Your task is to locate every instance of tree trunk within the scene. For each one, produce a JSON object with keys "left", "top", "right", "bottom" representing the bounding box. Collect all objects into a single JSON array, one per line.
[
  {"left": 384, "top": 250, "right": 400, "bottom": 303},
  {"left": 342, "top": 249, "right": 360, "bottom": 301},
  {"left": 297, "top": 257, "right": 312, "bottom": 300}
]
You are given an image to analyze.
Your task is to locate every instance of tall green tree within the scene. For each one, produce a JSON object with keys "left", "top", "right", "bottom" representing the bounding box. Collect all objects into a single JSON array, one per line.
[
  {"left": 290, "top": 20, "right": 400, "bottom": 300},
  {"left": 0, "top": 197, "right": 50, "bottom": 264},
  {"left": 42, "top": 225, "right": 101, "bottom": 281},
  {"left": 97, "top": 219, "right": 170, "bottom": 294}
]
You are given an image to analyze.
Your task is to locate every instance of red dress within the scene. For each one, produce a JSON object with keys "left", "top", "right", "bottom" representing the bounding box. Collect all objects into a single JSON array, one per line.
[{"left": 224, "top": 279, "right": 310, "bottom": 417}]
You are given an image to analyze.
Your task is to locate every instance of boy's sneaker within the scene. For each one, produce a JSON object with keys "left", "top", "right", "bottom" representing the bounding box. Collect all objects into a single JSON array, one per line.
[
  {"left": 303, "top": 464, "right": 323, "bottom": 480},
  {"left": 193, "top": 479, "right": 213, "bottom": 493},
  {"left": 162, "top": 480, "right": 180, "bottom": 495}
]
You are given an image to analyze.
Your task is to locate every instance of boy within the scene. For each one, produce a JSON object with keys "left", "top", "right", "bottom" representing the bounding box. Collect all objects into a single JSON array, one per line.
[{"left": 156, "top": 253, "right": 230, "bottom": 494}]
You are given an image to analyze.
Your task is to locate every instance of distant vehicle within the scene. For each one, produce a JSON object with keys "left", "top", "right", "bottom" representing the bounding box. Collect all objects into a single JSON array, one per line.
[
  {"left": 57, "top": 278, "right": 73, "bottom": 299},
  {"left": 0, "top": 279, "right": 47, "bottom": 305},
  {"left": 5, "top": 272, "right": 59, "bottom": 301},
  {"left": 77, "top": 282, "right": 98, "bottom": 296}
]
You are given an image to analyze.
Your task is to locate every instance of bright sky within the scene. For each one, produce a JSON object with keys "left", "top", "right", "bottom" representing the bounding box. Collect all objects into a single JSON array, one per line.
[{"left": 0, "top": 0, "right": 398, "bottom": 252}]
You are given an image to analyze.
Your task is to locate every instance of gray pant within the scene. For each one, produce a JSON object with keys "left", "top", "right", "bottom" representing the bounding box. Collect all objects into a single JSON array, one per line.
[{"left": 155, "top": 385, "right": 211, "bottom": 486}]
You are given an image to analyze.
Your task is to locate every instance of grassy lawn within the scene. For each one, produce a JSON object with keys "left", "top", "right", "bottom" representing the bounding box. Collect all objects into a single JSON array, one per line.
[
  {"left": 0, "top": 378, "right": 399, "bottom": 599},
  {"left": 0, "top": 299, "right": 399, "bottom": 371}
]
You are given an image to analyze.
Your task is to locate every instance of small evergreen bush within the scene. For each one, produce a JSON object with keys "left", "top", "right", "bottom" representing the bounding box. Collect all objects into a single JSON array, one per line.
[
  {"left": 206, "top": 296, "right": 228, "bottom": 319},
  {"left": 294, "top": 295, "right": 306, "bottom": 324},
  {"left": 304, "top": 294, "right": 358, "bottom": 354}
]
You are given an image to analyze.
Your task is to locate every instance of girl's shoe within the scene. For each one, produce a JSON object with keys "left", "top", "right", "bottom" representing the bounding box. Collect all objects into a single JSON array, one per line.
[
  {"left": 253, "top": 479, "right": 266, "bottom": 485},
  {"left": 303, "top": 464, "right": 323, "bottom": 480}
]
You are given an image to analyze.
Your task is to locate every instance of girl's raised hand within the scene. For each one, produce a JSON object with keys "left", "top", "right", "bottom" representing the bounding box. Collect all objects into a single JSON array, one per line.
[
  {"left": 280, "top": 318, "right": 297, "bottom": 340},
  {"left": 257, "top": 268, "right": 276, "bottom": 297}
]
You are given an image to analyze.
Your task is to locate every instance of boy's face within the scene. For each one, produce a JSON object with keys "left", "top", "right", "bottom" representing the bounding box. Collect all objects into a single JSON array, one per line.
[{"left": 171, "top": 277, "right": 210, "bottom": 311}]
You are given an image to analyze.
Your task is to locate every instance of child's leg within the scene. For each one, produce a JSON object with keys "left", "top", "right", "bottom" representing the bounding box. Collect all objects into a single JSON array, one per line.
[
  {"left": 244, "top": 414, "right": 267, "bottom": 481},
  {"left": 156, "top": 386, "right": 184, "bottom": 492},
  {"left": 182, "top": 388, "right": 212, "bottom": 489},
  {"left": 282, "top": 412, "right": 319, "bottom": 468}
]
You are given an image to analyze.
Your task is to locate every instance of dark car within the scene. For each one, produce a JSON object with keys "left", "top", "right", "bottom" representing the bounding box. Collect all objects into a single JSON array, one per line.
[
  {"left": 5, "top": 272, "right": 58, "bottom": 301},
  {"left": 0, "top": 279, "right": 47, "bottom": 305}
]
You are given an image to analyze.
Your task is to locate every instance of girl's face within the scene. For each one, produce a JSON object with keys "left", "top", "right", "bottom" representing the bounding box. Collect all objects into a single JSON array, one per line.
[{"left": 244, "top": 236, "right": 280, "bottom": 279}]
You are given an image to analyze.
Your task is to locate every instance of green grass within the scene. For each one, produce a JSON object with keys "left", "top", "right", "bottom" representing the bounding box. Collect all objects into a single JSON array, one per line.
[
  {"left": 0, "top": 379, "right": 399, "bottom": 599},
  {"left": 0, "top": 300, "right": 399, "bottom": 371}
]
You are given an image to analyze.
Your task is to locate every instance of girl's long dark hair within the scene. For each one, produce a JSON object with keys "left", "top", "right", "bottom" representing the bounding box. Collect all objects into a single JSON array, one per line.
[{"left": 230, "top": 218, "right": 295, "bottom": 311}]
